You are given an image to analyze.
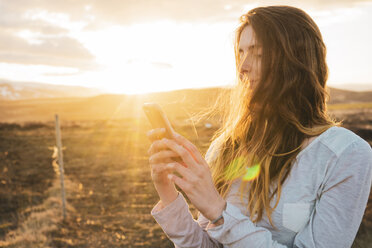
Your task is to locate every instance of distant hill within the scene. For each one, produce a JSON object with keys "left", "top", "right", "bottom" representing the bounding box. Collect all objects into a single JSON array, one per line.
[
  {"left": 0, "top": 87, "right": 224, "bottom": 122},
  {"left": 328, "top": 87, "right": 372, "bottom": 104},
  {"left": 0, "top": 79, "right": 106, "bottom": 100},
  {"left": 329, "top": 83, "right": 372, "bottom": 92},
  {"left": 0, "top": 85, "right": 371, "bottom": 123}
]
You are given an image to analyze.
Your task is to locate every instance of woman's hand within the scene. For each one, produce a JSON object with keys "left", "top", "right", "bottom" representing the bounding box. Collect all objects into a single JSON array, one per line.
[
  {"left": 147, "top": 128, "right": 179, "bottom": 206},
  {"left": 151, "top": 131, "right": 226, "bottom": 222},
  {"left": 147, "top": 128, "right": 179, "bottom": 186}
]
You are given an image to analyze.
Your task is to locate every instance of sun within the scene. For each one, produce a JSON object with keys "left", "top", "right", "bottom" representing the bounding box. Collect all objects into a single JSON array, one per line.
[
  {"left": 8, "top": 17, "right": 236, "bottom": 94},
  {"left": 73, "top": 21, "right": 236, "bottom": 94},
  {"left": 74, "top": 22, "right": 178, "bottom": 94}
]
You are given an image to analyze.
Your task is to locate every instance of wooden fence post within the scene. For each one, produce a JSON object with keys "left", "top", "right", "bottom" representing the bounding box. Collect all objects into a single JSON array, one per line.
[{"left": 55, "top": 114, "right": 67, "bottom": 220}]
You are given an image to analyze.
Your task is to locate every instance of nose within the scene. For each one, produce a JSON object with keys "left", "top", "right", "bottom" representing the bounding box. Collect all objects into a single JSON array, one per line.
[
  {"left": 239, "top": 55, "right": 252, "bottom": 74},
  {"left": 239, "top": 63, "right": 251, "bottom": 80},
  {"left": 240, "top": 67, "right": 250, "bottom": 75}
]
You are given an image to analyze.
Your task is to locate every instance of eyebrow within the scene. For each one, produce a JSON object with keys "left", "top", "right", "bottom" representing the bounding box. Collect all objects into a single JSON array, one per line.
[{"left": 238, "top": 44, "right": 260, "bottom": 52}]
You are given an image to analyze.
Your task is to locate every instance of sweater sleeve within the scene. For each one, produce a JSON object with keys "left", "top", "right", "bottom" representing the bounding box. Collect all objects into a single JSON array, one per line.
[
  {"left": 150, "top": 139, "right": 224, "bottom": 247},
  {"left": 151, "top": 192, "right": 288, "bottom": 248},
  {"left": 151, "top": 192, "right": 223, "bottom": 248},
  {"left": 150, "top": 136, "right": 287, "bottom": 247},
  {"left": 151, "top": 135, "right": 372, "bottom": 247}
]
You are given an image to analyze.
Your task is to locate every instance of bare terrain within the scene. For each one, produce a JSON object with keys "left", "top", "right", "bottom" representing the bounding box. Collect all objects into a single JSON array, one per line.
[{"left": 0, "top": 87, "right": 371, "bottom": 247}]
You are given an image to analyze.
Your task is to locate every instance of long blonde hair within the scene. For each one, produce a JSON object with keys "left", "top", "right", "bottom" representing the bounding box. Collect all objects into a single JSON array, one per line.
[{"left": 205, "top": 6, "right": 338, "bottom": 227}]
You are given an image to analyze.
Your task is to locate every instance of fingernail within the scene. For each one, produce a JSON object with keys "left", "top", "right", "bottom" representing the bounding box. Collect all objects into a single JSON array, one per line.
[
  {"left": 167, "top": 174, "right": 173, "bottom": 180},
  {"left": 149, "top": 156, "right": 153, "bottom": 163},
  {"left": 160, "top": 128, "right": 166, "bottom": 132}
]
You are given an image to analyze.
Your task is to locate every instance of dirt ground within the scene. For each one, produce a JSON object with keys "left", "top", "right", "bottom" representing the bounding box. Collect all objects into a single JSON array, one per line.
[{"left": 0, "top": 110, "right": 371, "bottom": 247}]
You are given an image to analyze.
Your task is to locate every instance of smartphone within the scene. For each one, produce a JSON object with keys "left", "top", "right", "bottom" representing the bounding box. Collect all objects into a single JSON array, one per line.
[{"left": 142, "top": 102, "right": 175, "bottom": 139}]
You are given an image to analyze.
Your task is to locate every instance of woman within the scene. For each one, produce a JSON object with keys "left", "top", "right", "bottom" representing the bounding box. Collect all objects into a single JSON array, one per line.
[{"left": 147, "top": 6, "right": 372, "bottom": 248}]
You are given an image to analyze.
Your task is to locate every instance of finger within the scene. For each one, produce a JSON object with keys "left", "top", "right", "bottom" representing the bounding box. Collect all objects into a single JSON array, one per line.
[
  {"left": 167, "top": 173, "right": 191, "bottom": 193},
  {"left": 151, "top": 163, "right": 172, "bottom": 174},
  {"left": 149, "top": 150, "right": 180, "bottom": 163},
  {"left": 146, "top": 128, "right": 166, "bottom": 142},
  {"left": 166, "top": 162, "right": 195, "bottom": 181},
  {"left": 165, "top": 157, "right": 186, "bottom": 167},
  {"left": 172, "top": 157, "right": 185, "bottom": 166},
  {"left": 161, "top": 138, "right": 198, "bottom": 169},
  {"left": 164, "top": 157, "right": 175, "bottom": 163},
  {"left": 172, "top": 133, "right": 206, "bottom": 166},
  {"left": 148, "top": 139, "right": 171, "bottom": 155}
]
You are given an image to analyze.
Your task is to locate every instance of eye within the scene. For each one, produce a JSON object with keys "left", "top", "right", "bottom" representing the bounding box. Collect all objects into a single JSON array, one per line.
[{"left": 238, "top": 50, "right": 244, "bottom": 59}]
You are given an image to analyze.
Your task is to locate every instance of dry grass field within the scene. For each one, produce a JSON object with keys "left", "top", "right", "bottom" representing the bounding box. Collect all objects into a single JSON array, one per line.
[
  {"left": 0, "top": 93, "right": 371, "bottom": 247},
  {"left": 0, "top": 116, "right": 217, "bottom": 247}
]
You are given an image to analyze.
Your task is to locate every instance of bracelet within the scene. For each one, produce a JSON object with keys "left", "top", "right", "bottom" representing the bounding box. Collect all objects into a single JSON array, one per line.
[
  {"left": 210, "top": 214, "right": 224, "bottom": 224},
  {"left": 210, "top": 201, "right": 227, "bottom": 224}
]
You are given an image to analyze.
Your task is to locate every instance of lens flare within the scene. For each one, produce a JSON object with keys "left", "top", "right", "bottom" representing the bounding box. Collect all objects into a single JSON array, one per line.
[
  {"left": 243, "top": 163, "right": 260, "bottom": 181},
  {"left": 224, "top": 156, "right": 261, "bottom": 182},
  {"left": 224, "top": 156, "right": 247, "bottom": 181}
]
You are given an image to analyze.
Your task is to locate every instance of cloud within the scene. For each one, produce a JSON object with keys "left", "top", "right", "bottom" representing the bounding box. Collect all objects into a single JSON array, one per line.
[
  {"left": 0, "top": 1, "right": 69, "bottom": 34},
  {"left": 0, "top": 0, "right": 97, "bottom": 69},
  {"left": 2, "top": 1, "right": 371, "bottom": 27},
  {"left": 0, "top": 16, "right": 69, "bottom": 35},
  {"left": 0, "top": 0, "right": 369, "bottom": 70},
  {"left": 127, "top": 58, "right": 173, "bottom": 70},
  {"left": 152, "top": 62, "right": 173, "bottom": 70},
  {"left": 89, "top": 0, "right": 372, "bottom": 24},
  {"left": 0, "top": 31, "right": 97, "bottom": 69},
  {"left": 43, "top": 72, "right": 81, "bottom": 77},
  {"left": 84, "top": 1, "right": 372, "bottom": 22}
]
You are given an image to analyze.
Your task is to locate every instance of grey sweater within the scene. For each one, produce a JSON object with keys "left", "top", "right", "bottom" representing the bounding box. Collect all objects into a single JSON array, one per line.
[{"left": 151, "top": 126, "right": 372, "bottom": 247}]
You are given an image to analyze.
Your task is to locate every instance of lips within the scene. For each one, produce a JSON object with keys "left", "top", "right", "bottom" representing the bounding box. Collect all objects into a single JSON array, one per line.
[
  {"left": 239, "top": 73, "right": 252, "bottom": 81},
  {"left": 239, "top": 73, "right": 258, "bottom": 85}
]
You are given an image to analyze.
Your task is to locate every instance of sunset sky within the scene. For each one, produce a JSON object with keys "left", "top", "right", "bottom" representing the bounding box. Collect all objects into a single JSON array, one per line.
[{"left": 1, "top": 0, "right": 372, "bottom": 94}]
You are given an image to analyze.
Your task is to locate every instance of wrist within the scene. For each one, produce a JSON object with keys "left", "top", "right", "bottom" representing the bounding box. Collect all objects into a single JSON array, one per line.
[
  {"left": 210, "top": 214, "right": 224, "bottom": 225},
  {"left": 207, "top": 199, "right": 227, "bottom": 223},
  {"left": 207, "top": 201, "right": 226, "bottom": 228},
  {"left": 156, "top": 186, "right": 179, "bottom": 206},
  {"left": 208, "top": 216, "right": 224, "bottom": 227}
]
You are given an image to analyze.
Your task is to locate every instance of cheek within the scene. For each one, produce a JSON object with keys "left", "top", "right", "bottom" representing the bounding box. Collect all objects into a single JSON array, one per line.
[
  {"left": 254, "top": 61, "right": 262, "bottom": 77},
  {"left": 239, "top": 73, "right": 247, "bottom": 83}
]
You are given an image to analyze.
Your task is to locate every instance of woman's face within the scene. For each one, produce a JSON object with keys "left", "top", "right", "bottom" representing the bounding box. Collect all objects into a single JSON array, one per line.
[{"left": 238, "top": 25, "right": 262, "bottom": 88}]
